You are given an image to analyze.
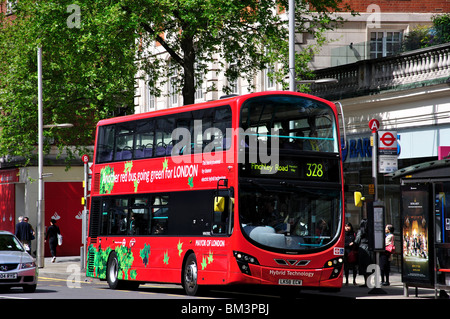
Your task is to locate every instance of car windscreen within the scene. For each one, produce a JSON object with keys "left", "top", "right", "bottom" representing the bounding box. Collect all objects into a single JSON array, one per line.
[{"left": 0, "top": 234, "right": 24, "bottom": 251}]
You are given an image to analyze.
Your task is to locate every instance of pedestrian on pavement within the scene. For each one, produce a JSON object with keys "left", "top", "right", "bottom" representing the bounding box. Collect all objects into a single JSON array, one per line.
[
  {"left": 380, "top": 224, "right": 395, "bottom": 286},
  {"left": 23, "top": 216, "right": 36, "bottom": 256},
  {"left": 355, "top": 218, "right": 372, "bottom": 287},
  {"left": 15, "top": 215, "right": 33, "bottom": 253},
  {"left": 45, "top": 219, "right": 61, "bottom": 263},
  {"left": 344, "top": 222, "right": 358, "bottom": 285}
]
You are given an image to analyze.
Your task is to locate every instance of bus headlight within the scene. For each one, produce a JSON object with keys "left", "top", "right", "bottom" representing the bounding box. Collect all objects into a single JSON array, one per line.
[
  {"left": 323, "top": 257, "right": 343, "bottom": 279},
  {"left": 233, "top": 251, "right": 259, "bottom": 276}
]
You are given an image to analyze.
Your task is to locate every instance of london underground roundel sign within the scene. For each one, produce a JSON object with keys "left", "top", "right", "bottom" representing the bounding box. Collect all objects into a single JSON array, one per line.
[{"left": 379, "top": 131, "right": 396, "bottom": 147}]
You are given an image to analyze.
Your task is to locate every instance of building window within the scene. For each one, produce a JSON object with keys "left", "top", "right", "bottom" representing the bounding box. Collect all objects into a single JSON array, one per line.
[
  {"left": 168, "top": 60, "right": 178, "bottom": 106},
  {"left": 194, "top": 84, "right": 204, "bottom": 101},
  {"left": 6, "top": 0, "right": 16, "bottom": 15},
  {"left": 228, "top": 60, "right": 238, "bottom": 94},
  {"left": 370, "top": 31, "right": 403, "bottom": 59},
  {"left": 263, "top": 67, "right": 275, "bottom": 90},
  {"left": 146, "top": 77, "right": 155, "bottom": 111},
  {"left": 147, "top": 91, "right": 155, "bottom": 111},
  {"left": 194, "top": 64, "right": 204, "bottom": 101}
]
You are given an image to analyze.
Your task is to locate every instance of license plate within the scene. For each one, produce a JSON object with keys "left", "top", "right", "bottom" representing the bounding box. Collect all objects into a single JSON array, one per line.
[
  {"left": 0, "top": 273, "right": 17, "bottom": 279},
  {"left": 278, "top": 279, "right": 302, "bottom": 286}
]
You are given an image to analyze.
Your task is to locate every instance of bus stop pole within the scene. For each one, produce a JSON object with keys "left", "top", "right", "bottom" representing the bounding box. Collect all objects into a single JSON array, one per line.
[
  {"left": 372, "top": 130, "right": 378, "bottom": 202},
  {"left": 288, "top": 0, "right": 295, "bottom": 92},
  {"left": 369, "top": 130, "right": 387, "bottom": 294}
]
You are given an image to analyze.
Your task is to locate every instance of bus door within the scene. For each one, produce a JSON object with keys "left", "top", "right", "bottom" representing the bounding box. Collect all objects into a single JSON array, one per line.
[{"left": 213, "top": 179, "right": 234, "bottom": 236}]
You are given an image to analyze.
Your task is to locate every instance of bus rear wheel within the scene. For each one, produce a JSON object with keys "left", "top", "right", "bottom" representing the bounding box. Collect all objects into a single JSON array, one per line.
[
  {"left": 106, "top": 252, "right": 140, "bottom": 290},
  {"left": 183, "top": 253, "right": 199, "bottom": 296},
  {"left": 106, "top": 252, "right": 121, "bottom": 289}
]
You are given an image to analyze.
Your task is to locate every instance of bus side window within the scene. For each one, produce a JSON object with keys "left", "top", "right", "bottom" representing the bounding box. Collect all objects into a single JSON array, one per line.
[
  {"left": 114, "top": 124, "right": 134, "bottom": 161},
  {"left": 97, "top": 125, "right": 115, "bottom": 163},
  {"left": 151, "top": 195, "right": 169, "bottom": 235},
  {"left": 135, "top": 120, "right": 155, "bottom": 159},
  {"left": 129, "top": 208, "right": 150, "bottom": 235},
  {"left": 110, "top": 208, "right": 128, "bottom": 235}
]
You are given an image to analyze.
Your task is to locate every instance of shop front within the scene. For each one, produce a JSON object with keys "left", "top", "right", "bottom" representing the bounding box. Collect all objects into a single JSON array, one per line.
[
  {"left": 0, "top": 166, "right": 85, "bottom": 257},
  {"left": 0, "top": 169, "right": 19, "bottom": 233},
  {"left": 342, "top": 128, "right": 441, "bottom": 237}
]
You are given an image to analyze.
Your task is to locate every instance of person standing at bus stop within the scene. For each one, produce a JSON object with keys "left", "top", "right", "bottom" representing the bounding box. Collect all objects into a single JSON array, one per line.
[
  {"left": 45, "top": 219, "right": 61, "bottom": 263},
  {"left": 380, "top": 224, "right": 395, "bottom": 286},
  {"left": 344, "top": 222, "right": 358, "bottom": 285},
  {"left": 355, "top": 219, "right": 372, "bottom": 287}
]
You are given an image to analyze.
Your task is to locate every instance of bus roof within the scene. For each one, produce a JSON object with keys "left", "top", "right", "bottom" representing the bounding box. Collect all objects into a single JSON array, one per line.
[{"left": 97, "top": 91, "right": 335, "bottom": 127}]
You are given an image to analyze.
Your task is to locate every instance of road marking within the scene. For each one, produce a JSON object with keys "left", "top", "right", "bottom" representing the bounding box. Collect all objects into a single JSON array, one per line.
[
  {"left": 0, "top": 295, "right": 29, "bottom": 299},
  {"left": 39, "top": 276, "right": 94, "bottom": 284}
]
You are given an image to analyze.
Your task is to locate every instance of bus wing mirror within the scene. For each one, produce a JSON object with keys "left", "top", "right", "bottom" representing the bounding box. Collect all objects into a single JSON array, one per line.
[
  {"left": 354, "top": 191, "right": 365, "bottom": 207},
  {"left": 214, "top": 196, "right": 225, "bottom": 212}
]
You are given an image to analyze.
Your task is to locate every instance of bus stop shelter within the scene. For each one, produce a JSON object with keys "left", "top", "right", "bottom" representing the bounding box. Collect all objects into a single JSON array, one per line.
[{"left": 391, "top": 158, "right": 450, "bottom": 298}]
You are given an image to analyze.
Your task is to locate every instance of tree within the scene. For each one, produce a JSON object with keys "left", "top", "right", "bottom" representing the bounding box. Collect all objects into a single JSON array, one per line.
[
  {"left": 0, "top": 0, "right": 138, "bottom": 164},
  {"left": 402, "top": 14, "right": 450, "bottom": 51},
  {"left": 0, "top": 0, "right": 350, "bottom": 163},
  {"left": 129, "top": 0, "right": 351, "bottom": 104},
  {"left": 433, "top": 13, "right": 450, "bottom": 45}
]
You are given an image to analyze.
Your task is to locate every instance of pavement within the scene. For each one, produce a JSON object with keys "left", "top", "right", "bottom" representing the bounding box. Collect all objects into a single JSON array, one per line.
[{"left": 36, "top": 255, "right": 446, "bottom": 299}]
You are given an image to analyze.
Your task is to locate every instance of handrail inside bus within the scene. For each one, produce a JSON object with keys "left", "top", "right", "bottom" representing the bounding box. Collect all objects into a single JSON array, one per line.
[
  {"left": 335, "top": 101, "right": 347, "bottom": 150},
  {"left": 242, "top": 132, "right": 335, "bottom": 141}
]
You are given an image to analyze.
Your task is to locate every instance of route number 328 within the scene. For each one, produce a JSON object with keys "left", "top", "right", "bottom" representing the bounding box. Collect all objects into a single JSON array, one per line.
[{"left": 306, "top": 163, "right": 324, "bottom": 178}]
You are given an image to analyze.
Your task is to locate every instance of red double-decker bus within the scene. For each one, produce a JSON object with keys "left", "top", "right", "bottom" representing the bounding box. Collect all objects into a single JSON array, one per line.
[{"left": 86, "top": 91, "right": 346, "bottom": 296}]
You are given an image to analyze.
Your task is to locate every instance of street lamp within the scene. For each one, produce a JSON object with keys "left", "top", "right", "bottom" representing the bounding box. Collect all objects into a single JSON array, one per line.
[
  {"left": 296, "top": 78, "right": 339, "bottom": 85},
  {"left": 43, "top": 123, "right": 74, "bottom": 129},
  {"left": 37, "top": 45, "right": 73, "bottom": 268},
  {"left": 289, "top": 0, "right": 295, "bottom": 91}
]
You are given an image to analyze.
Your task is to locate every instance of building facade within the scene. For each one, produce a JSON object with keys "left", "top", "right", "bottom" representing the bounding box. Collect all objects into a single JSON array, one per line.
[
  {"left": 312, "top": 43, "right": 450, "bottom": 238},
  {"left": 133, "top": 1, "right": 449, "bottom": 255}
]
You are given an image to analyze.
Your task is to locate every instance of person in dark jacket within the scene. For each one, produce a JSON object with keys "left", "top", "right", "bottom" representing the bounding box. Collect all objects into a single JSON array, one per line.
[
  {"left": 344, "top": 222, "right": 358, "bottom": 285},
  {"left": 15, "top": 216, "right": 33, "bottom": 252},
  {"left": 45, "top": 219, "right": 61, "bottom": 263},
  {"left": 355, "top": 219, "right": 372, "bottom": 287}
]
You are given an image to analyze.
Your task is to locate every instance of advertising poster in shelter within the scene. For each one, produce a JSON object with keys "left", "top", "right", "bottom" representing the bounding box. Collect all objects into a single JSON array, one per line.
[{"left": 401, "top": 184, "right": 432, "bottom": 285}]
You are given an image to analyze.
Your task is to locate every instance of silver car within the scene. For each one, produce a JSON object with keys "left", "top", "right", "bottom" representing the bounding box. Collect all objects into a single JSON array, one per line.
[{"left": 0, "top": 231, "right": 38, "bottom": 292}]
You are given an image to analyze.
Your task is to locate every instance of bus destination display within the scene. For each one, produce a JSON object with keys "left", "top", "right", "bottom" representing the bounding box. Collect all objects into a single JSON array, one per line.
[{"left": 240, "top": 158, "right": 339, "bottom": 182}]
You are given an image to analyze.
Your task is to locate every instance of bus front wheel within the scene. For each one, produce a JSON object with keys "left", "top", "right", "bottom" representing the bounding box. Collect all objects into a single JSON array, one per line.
[{"left": 183, "top": 253, "right": 199, "bottom": 296}]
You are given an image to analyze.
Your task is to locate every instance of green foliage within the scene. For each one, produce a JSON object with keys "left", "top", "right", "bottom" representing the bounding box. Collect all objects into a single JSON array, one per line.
[
  {"left": 403, "top": 25, "right": 435, "bottom": 51},
  {"left": 99, "top": 166, "right": 115, "bottom": 194},
  {"left": 433, "top": 14, "right": 450, "bottom": 44},
  {"left": 0, "top": 0, "right": 138, "bottom": 163},
  {"left": 140, "top": 244, "right": 151, "bottom": 267},
  {"left": 86, "top": 244, "right": 112, "bottom": 280},
  {"left": 87, "top": 244, "right": 135, "bottom": 280},
  {"left": 0, "top": 0, "right": 350, "bottom": 161},
  {"left": 130, "top": 0, "right": 351, "bottom": 103},
  {"left": 403, "top": 14, "right": 450, "bottom": 51},
  {"left": 115, "top": 245, "right": 134, "bottom": 280}
]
